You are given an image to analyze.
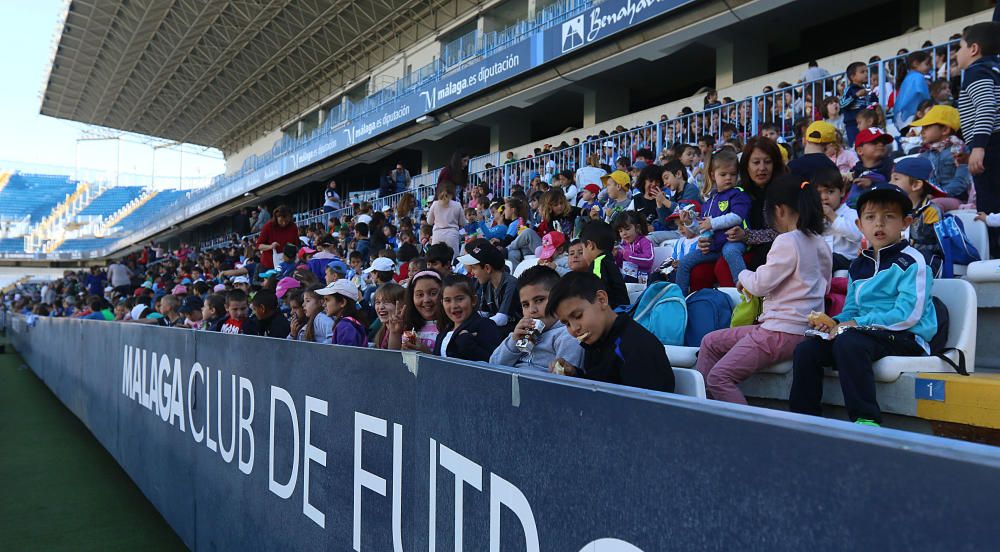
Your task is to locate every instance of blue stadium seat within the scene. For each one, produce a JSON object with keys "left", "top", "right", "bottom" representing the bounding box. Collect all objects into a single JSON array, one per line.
[
  {"left": 55, "top": 238, "right": 111, "bottom": 252},
  {"left": 78, "top": 186, "right": 145, "bottom": 217},
  {"left": 0, "top": 238, "right": 25, "bottom": 253},
  {"left": 113, "top": 190, "right": 188, "bottom": 233},
  {"left": 0, "top": 173, "right": 77, "bottom": 221}
]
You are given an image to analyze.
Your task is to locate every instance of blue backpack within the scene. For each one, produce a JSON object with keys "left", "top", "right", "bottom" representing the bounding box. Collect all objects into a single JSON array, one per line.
[
  {"left": 934, "top": 215, "right": 981, "bottom": 278},
  {"left": 631, "top": 282, "right": 687, "bottom": 346},
  {"left": 684, "top": 288, "right": 734, "bottom": 347}
]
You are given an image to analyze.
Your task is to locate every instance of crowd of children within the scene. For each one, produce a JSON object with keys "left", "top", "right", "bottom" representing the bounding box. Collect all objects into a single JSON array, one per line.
[{"left": 5, "top": 22, "right": 998, "bottom": 428}]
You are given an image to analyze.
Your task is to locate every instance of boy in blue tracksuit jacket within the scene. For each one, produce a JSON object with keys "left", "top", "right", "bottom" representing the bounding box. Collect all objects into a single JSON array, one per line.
[{"left": 791, "top": 183, "right": 936, "bottom": 426}]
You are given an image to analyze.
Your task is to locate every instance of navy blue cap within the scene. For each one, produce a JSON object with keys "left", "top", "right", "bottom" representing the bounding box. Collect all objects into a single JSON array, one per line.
[
  {"left": 856, "top": 182, "right": 913, "bottom": 214},
  {"left": 326, "top": 259, "right": 349, "bottom": 275},
  {"left": 893, "top": 156, "right": 946, "bottom": 197},
  {"left": 892, "top": 156, "right": 933, "bottom": 182},
  {"left": 178, "top": 295, "right": 204, "bottom": 314}
]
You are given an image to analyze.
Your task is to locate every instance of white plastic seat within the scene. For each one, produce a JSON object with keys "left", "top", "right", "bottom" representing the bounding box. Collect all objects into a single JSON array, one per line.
[
  {"left": 759, "top": 279, "right": 977, "bottom": 382},
  {"left": 965, "top": 259, "right": 1000, "bottom": 283},
  {"left": 666, "top": 345, "right": 699, "bottom": 368},
  {"left": 652, "top": 246, "right": 672, "bottom": 271},
  {"left": 512, "top": 256, "right": 539, "bottom": 278},
  {"left": 672, "top": 367, "right": 706, "bottom": 398},
  {"left": 870, "top": 278, "right": 977, "bottom": 381},
  {"left": 626, "top": 283, "right": 646, "bottom": 305},
  {"left": 666, "top": 287, "right": 741, "bottom": 368}
]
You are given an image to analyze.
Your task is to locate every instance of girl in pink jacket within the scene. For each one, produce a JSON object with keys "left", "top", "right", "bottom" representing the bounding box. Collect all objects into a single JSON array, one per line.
[
  {"left": 612, "top": 211, "right": 655, "bottom": 283},
  {"left": 695, "top": 174, "right": 832, "bottom": 404}
]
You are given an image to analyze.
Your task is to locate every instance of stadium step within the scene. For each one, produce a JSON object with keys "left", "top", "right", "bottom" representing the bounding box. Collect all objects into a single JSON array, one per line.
[
  {"left": 31, "top": 181, "right": 121, "bottom": 254},
  {"left": 28, "top": 181, "right": 91, "bottom": 253},
  {"left": 99, "top": 189, "right": 159, "bottom": 236}
]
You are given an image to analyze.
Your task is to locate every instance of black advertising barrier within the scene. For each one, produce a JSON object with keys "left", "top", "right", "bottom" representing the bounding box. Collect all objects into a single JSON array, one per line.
[{"left": 9, "top": 315, "right": 1000, "bottom": 551}]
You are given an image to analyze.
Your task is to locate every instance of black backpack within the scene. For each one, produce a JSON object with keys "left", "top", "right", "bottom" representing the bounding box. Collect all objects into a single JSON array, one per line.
[{"left": 929, "top": 296, "right": 967, "bottom": 375}]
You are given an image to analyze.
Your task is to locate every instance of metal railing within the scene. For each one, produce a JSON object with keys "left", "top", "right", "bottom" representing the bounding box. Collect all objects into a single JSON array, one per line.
[
  {"left": 193, "top": 39, "right": 963, "bottom": 253},
  {"left": 465, "top": 39, "right": 962, "bottom": 192}
]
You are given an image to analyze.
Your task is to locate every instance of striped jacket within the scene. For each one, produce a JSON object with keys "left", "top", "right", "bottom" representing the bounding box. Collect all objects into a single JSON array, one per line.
[
  {"left": 836, "top": 240, "right": 937, "bottom": 350},
  {"left": 958, "top": 56, "right": 1000, "bottom": 149}
]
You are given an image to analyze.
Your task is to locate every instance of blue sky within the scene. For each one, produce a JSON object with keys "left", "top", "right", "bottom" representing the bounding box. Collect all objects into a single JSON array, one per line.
[{"left": 0, "top": 0, "right": 223, "bottom": 186}]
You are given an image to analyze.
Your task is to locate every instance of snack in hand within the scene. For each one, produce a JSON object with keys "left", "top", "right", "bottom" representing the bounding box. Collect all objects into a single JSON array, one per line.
[
  {"left": 807, "top": 311, "right": 836, "bottom": 328},
  {"left": 553, "top": 360, "right": 567, "bottom": 376}
]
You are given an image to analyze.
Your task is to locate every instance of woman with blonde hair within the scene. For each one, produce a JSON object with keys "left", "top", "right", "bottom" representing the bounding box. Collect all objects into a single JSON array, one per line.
[{"left": 397, "top": 192, "right": 416, "bottom": 219}]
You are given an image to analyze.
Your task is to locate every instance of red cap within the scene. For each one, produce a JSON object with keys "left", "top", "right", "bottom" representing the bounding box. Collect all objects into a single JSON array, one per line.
[
  {"left": 854, "top": 127, "right": 894, "bottom": 148},
  {"left": 537, "top": 231, "right": 566, "bottom": 260},
  {"left": 582, "top": 183, "right": 601, "bottom": 195}
]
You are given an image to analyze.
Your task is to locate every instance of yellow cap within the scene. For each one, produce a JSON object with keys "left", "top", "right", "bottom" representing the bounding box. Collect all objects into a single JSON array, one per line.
[
  {"left": 909, "top": 105, "right": 960, "bottom": 132},
  {"left": 600, "top": 170, "right": 631, "bottom": 189},
  {"left": 805, "top": 121, "right": 837, "bottom": 144}
]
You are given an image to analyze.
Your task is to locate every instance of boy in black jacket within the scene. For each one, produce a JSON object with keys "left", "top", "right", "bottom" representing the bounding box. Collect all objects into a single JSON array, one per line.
[
  {"left": 250, "top": 289, "right": 291, "bottom": 338},
  {"left": 546, "top": 272, "right": 674, "bottom": 392},
  {"left": 579, "top": 220, "right": 630, "bottom": 309}
]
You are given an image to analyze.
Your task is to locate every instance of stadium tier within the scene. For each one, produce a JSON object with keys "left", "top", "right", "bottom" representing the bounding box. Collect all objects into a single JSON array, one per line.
[
  {"left": 0, "top": 173, "right": 76, "bottom": 221},
  {"left": 111, "top": 189, "right": 188, "bottom": 233},
  {"left": 53, "top": 238, "right": 111, "bottom": 253},
  {"left": 77, "top": 186, "right": 145, "bottom": 217}
]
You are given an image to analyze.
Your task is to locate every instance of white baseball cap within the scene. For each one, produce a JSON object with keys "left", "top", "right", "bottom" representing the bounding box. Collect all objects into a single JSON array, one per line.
[
  {"left": 130, "top": 305, "right": 149, "bottom": 320},
  {"left": 364, "top": 257, "right": 396, "bottom": 273},
  {"left": 315, "top": 279, "right": 359, "bottom": 301},
  {"left": 232, "top": 275, "right": 250, "bottom": 285}
]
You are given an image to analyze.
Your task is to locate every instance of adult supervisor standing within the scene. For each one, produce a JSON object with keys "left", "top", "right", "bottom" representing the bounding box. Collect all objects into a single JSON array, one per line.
[
  {"left": 322, "top": 180, "right": 342, "bottom": 213},
  {"left": 107, "top": 259, "right": 133, "bottom": 295},
  {"left": 256, "top": 205, "right": 300, "bottom": 275}
]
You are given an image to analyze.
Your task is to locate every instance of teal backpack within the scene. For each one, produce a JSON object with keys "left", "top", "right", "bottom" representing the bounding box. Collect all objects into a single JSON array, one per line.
[{"left": 631, "top": 282, "right": 687, "bottom": 346}]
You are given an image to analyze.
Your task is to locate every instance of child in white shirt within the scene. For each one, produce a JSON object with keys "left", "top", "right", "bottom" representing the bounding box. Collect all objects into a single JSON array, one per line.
[{"left": 816, "top": 167, "right": 862, "bottom": 272}]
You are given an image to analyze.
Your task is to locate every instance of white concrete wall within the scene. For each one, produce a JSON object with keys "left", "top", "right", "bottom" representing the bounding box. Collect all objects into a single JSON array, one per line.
[
  {"left": 224, "top": 128, "right": 283, "bottom": 175},
  {"left": 368, "top": 35, "right": 442, "bottom": 92}
]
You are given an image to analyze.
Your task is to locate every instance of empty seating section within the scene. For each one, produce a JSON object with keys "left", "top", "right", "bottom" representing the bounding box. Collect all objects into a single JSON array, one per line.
[
  {"left": 114, "top": 190, "right": 188, "bottom": 233},
  {"left": 78, "top": 187, "right": 145, "bottom": 217},
  {"left": 55, "top": 238, "right": 111, "bottom": 252},
  {"left": 0, "top": 174, "right": 76, "bottom": 221}
]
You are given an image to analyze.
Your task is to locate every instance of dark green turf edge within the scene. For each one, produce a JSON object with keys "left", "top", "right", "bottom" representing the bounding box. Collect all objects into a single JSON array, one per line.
[{"left": 0, "top": 341, "right": 187, "bottom": 552}]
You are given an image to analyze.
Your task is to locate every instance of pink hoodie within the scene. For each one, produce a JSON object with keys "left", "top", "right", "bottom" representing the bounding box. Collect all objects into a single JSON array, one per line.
[
  {"left": 615, "top": 235, "right": 655, "bottom": 274},
  {"left": 738, "top": 230, "right": 832, "bottom": 334}
]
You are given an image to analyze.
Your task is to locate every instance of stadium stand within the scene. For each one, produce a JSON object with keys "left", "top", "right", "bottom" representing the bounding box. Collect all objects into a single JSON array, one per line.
[
  {"left": 0, "top": 174, "right": 76, "bottom": 221},
  {"left": 0, "top": 238, "right": 25, "bottom": 253},
  {"left": 3, "top": 0, "right": 996, "bottom": 432},
  {"left": 78, "top": 186, "right": 145, "bottom": 217},
  {"left": 54, "top": 238, "right": 111, "bottom": 253},
  {"left": 112, "top": 190, "right": 188, "bottom": 233}
]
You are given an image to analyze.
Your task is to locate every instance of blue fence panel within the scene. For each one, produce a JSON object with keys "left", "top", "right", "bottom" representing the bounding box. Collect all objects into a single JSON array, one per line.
[{"left": 8, "top": 316, "right": 1000, "bottom": 551}]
